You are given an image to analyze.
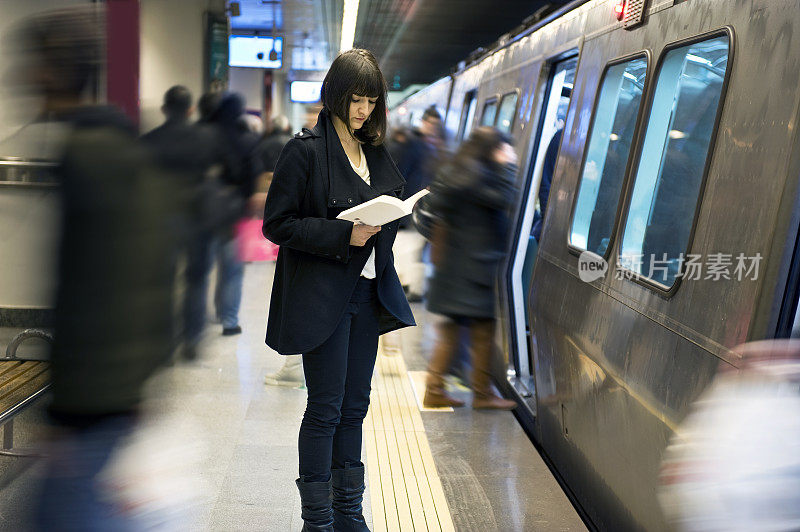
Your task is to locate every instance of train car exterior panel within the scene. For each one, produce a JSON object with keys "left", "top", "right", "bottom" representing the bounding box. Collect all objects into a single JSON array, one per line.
[
  {"left": 532, "top": 254, "right": 723, "bottom": 530},
  {"left": 392, "top": 76, "right": 452, "bottom": 131},
  {"left": 533, "top": 0, "right": 800, "bottom": 529}
]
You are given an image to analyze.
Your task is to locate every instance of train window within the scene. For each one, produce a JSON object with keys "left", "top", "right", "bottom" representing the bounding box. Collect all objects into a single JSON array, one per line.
[
  {"left": 619, "top": 34, "right": 730, "bottom": 288},
  {"left": 481, "top": 99, "right": 498, "bottom": 127},
  {"left": 569, "top": 55, "right": 648, "bottom": 256},
  {"left": 459, "top": 90, "right": 478, "bottom": 141},
  {"left": 496, "top": 91, "right": 519, "bottom": 133}
]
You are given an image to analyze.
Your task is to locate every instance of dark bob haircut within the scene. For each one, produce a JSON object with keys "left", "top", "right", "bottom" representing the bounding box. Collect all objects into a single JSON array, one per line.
[{"left": 321, "top": 49, "right": 388, "bottom": 145}]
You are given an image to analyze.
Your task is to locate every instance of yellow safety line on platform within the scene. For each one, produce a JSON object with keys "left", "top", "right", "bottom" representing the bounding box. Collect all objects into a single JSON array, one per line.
[{"left": 364, "top": 341, "right": 456, "bottom": 532}]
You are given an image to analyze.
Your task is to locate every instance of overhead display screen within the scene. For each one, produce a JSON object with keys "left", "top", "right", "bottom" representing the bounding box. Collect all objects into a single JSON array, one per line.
[
  {"left": 290, "top": 81, "right": 323, "bottom": 103},
  {"left": 229, "top": 36, "right": 283, "bottom": 69}
]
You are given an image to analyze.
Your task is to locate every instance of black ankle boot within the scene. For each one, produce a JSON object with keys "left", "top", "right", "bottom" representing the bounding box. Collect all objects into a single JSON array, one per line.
[
  {"left": 296, "top": 478, "right": 334, "bottom": 531},
  {"left": 331, "top": 466, "right": 370, "bottom": 531}
]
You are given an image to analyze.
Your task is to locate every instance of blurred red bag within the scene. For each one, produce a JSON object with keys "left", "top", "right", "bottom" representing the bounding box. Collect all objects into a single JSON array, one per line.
[{"left": 235, "top": 218, "right": 279, "bottom": 262}]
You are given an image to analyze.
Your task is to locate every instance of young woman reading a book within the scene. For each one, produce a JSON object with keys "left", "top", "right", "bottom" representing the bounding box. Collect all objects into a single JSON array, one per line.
[{"left": 262, "top": 49, "right": 414, "bottom": 531}]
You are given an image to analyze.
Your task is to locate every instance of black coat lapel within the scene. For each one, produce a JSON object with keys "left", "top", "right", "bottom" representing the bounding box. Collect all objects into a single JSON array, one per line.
[
  {"left": 312, "top": 109, "right": 406, "bottom": 207},
  {"left": 363, "top": 143, "right": 406, "bottom": 198}
]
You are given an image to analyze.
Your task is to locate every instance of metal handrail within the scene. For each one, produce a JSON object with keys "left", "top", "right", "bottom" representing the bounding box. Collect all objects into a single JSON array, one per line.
[
  {"left": 6, "top": 329, "right": 52, "bottom": 361},
  {"left": 0, "top": 157, "right": 59, "bottom": 185},
  {"left": 0, "top": 160, "right": 57, "bottom": 168},
  {"left": 0, "top": 386, "right": 50, "bottom": 426}
]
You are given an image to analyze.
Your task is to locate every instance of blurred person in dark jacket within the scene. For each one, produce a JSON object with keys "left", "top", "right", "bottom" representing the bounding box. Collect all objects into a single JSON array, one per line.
[
  {"left": 207, "top": 92, "right": 264, "bottom": 336},
  {"left": 7, "top": 7, "right": 175, "bottom": 529},
  {"left": 387, "top": 126, "right": 410, "bottom": 164},
  {"left": 198, "top": 91, "right": 222, "bottom": 123},
  {"left": 252, "top": 115, "right": 291, "bottom": 222},
  {"left": 392, "top": 107, "right": 443, "bottom": 302},
  {"left": 397, "top": 106, "right": 442, "bottom": 200},
  {"left": 141, "top": 86, "right": 233, "bottom": 360},
  {"left": 423, "top": 127, "right": 518, "bottom": 410},
  {"left": 259, "top": 114, "right": 293, "bottom": 176}
]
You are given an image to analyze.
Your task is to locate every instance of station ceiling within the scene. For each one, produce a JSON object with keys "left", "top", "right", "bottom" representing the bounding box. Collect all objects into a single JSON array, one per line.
[
  {"left": 354, "top": 0, "right": 571, "bottom": 89},
  {"left": 229, "top": 0, "right": 571, "bottom": 89}
]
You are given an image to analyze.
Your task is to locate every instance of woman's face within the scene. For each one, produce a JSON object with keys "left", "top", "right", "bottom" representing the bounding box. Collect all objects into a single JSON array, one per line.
[{"left": 349, "top": 94, "right": 377, "bottom": 130}]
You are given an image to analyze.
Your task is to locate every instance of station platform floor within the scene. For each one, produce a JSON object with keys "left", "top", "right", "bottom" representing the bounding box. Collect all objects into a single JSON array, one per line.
[{"left": 0, "top": 261, "right": 587, "bottom": 531}]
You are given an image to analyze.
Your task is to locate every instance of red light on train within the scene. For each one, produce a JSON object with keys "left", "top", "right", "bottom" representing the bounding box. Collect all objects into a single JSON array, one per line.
[{"left": 613, "top": 0, "right": 625, "bottom": 21}]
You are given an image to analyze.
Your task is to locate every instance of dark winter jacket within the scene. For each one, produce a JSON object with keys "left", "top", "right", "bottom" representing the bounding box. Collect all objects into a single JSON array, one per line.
[
  {"left": 50, "top": 106, "right": 175, "bottom": 423},
  {"left": 426, "top": 159, "right": 517, "bottom": 319},
  {"left": 262, "top": 109, "right": 415, "bottom": 355}
]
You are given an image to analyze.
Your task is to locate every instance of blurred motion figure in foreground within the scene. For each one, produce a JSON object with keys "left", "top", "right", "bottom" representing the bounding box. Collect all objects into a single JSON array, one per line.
[
  {"left": 424, "top": 127, "right": 518, "bottom": 410},
  {"left": 659, "top": 339, "right": 800, "bottom": 531},
  {"left": 8, "top": 7, "right": 174, "bottom": 528}
]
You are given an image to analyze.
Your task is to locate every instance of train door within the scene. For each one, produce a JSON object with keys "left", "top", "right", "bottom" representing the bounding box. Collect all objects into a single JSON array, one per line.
[
  {"left": 458, "top": 90, "right": 478, "bottom": 142},
  {"left": 506, "top": 55, "right": 578, "bottom": 404}
]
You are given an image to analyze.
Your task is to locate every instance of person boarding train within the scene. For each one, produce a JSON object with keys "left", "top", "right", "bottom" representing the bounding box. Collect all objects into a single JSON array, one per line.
[{"left": 262, "top": 49, "right": 415, "bottom": 531}]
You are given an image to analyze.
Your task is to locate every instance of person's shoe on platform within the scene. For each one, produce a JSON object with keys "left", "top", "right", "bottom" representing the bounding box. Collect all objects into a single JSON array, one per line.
[
  {"left": 222, "top": 325, "right": 242, "bottom": 336},
  {"left": 472, "top": 391, "right": 516, "bottom": 410},
  {"left": 296, "top": 477, "right": 334, "bottom": 531},
  {"left": 264, "top": 356, "right": 304, "bottom": 387},
  {"left": 423, "top": 385, "right": 465, "bottom": 408},
  {"left": 331, "top": 464, "right": 370, "bottom": 531}
]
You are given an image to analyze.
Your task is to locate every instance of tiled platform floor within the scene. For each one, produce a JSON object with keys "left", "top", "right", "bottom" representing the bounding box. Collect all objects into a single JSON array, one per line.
[{"left": 0, "top": 261, "right": 586, "bottom": 531}]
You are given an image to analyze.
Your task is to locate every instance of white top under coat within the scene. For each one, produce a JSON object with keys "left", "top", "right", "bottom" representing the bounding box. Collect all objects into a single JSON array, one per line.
[{"left": 347, "top": 144, "right": 376, "bottom": 279}]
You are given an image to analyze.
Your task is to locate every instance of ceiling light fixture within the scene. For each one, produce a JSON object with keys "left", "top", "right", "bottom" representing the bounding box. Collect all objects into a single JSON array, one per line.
[{"left": 340, "top": 0, "right": 360, "bottom": 52}]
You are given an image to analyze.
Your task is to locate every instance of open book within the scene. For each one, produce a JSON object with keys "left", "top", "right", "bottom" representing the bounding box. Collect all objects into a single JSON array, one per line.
[{"left": 336, "top": 189, "right": 430, "bottom": 226}]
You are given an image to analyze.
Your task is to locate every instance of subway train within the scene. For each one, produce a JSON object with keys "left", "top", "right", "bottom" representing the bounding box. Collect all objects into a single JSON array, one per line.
[{"left": 390, "top": 0, "right": 800, "bottom": 530}]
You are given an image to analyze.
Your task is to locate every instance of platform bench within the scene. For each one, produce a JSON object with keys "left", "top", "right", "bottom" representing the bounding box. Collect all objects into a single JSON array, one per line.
[{"left": 0, "top": 330, "right": 51, "bottom": 457}]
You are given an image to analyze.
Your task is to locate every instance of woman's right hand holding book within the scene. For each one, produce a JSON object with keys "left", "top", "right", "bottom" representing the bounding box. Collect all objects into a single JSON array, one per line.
[{"left": 350, "top": 223, "right": 381, "bottom": 246}]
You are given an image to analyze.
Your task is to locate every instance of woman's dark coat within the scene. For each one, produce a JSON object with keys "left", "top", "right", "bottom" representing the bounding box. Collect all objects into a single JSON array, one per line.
[
  {"left": 262, "top": 110, "right": 415, "bottom": 355},
  {"left": 426, "top": 160, "right": 517, "bottom": 319}
]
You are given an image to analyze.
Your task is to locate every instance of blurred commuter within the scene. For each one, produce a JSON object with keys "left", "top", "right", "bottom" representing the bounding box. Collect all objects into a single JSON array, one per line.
[
  {"left": 387, "top": 126, "right": 410, "bottom": 164},
  {"left": 423, "top": 127, "right": 518, "bottom": 410},
  {"left": 7, "top": 7, "right": 174, "bottom": 529},
  {"left": 659, "top": 339, "right": 800, "bottom": 531},
  {"left": 198, "top": 91, "right": 222, "bottom": 123},
  {"left": 262, "top": 49, "right": 414, "bottom": 531},
  {"left": 254, "top": 115, "right": 292, "bottom": 219},
  {"left": 206, "top": 93, "right": 264, "bottom": 336},
  {"left": 259, "top": 115, "right": 293, "bottom": 176},
  {"left": 142, "top": 86, "right": 235, "bottom": 359},
  {"left": 241, "top": 112, "right": 265, "bottom": 136},
  {"left": 398, "top": 106, "right": 443, "bottom": 197},
  {"left": 393, "top": 106, "right": 443, "bottom": 301}
]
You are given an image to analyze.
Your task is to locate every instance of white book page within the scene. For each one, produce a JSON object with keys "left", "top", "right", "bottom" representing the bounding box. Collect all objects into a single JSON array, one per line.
[
  {"left": 402, "top": 189, "right": 430, "bottom": 213},
  {"left": 336, "top": 189, "right": 429, "bottom": 226}
]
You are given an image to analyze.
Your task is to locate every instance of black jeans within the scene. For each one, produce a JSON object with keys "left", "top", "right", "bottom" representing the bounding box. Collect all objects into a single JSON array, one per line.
[{"left": 299, "top": 277, "right": 380, "bottom": 482}]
